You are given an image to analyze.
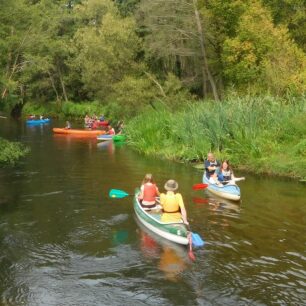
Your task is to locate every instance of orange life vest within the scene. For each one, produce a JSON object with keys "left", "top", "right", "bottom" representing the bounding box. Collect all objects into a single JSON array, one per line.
[{"left": 143, "top": 184, "right": 158, "bottom": 202}]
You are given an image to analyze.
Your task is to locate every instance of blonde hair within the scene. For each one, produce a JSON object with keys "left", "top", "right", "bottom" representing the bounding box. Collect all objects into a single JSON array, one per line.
[{"left": 142, "top": 173, "right": 154, "bottom": 184}]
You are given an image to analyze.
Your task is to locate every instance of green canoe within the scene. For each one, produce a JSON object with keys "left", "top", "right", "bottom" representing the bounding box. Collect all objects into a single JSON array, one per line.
[
  {"left": 113, "top": 135, "right": 126, "bottom": 142},
  {"left": 133, "top": 189, "right": 189, "bottom": 245}
]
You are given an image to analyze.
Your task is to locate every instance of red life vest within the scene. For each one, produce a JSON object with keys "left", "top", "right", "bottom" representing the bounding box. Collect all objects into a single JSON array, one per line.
[{"left": 143, "top": 184, "right": 157, "bottom": 202}]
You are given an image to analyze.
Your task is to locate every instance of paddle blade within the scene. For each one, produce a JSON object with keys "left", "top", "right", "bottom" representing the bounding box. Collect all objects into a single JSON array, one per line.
[
  {"left": 192, "top": 183, "right": 209, "bottom": 190},
  {"left": 109, "top": 189, "right": 129, "bottom": 199},
  {"left": 188, "top": 233, "right": 196, "bottom": 261},
  {"left": 188, "top": 250, "right": 196, "bottom": 261},
  {"left": 192, "top": 232, "right": 205, "bottom": 247}
]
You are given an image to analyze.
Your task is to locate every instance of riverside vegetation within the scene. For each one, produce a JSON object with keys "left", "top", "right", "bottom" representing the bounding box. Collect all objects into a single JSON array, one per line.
[{"left": 0, "top": 0, "right": 305, "bottom": 176}]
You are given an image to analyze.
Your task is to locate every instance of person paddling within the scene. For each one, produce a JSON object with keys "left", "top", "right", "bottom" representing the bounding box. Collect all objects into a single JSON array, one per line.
[
  {"left": 204, "top": 152, "right": 220, "bottom": 180},
  {"left": 107, "top": 125, "right": 115, "bottom": 135},
  {"left": 138, "top": 173, "right": 160, "bottom": 209},
  {"left": 160, "top": 180, "right": 189, "bottom": 224}
]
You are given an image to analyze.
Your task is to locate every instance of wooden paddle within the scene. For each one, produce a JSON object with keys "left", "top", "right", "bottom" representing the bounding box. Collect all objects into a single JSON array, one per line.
[{"left": 192, "top": 183, "right": 209, "bottom": 190}]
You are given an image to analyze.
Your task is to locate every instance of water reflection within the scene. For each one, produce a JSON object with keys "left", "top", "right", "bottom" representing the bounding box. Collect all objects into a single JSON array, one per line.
[
  {"left": 135, "top": 218, "right": 189, "bottom": 282},
  {"left": 97, "top": 140, "right": 115, "bottom": 156}
]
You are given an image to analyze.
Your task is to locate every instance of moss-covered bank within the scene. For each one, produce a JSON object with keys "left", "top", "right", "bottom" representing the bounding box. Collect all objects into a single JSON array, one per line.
[{"left": 125, "top": 96, "right": 306, "bottom": 180}]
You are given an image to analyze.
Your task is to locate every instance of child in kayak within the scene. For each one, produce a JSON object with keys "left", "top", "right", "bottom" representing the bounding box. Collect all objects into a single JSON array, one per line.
[
  {"left": 160, "top": 180, "right": 189, "bottom": 224},
  {"left": 107, "top": 125, "right": 115, "bottom": 135},
  {"left": 65, "top": 121, "right": 71, "bottom": 129},
  {"left": 138, "top": 173, "right": 160, "bottom": 209}
]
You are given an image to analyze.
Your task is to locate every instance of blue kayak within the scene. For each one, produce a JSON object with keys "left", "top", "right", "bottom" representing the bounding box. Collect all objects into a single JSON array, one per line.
[
  {"left": 26, "top": 118, "right": 50, "bottom": 125},
  {"left": 203, "top": 174, "right": 241, "bottom": 201},
  {"left": 97, "top": 135, "right": 113, "bottom": 141}
]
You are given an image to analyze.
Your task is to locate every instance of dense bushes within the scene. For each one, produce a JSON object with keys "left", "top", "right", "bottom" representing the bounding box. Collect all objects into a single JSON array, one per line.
[{"left": 0, "top": 138, "right": 29, "bottom": 165}]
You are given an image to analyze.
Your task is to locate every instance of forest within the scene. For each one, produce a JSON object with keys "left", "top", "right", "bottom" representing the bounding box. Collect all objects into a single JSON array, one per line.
[{"left": 0, "top": 0, "right": 305, "bottom": 178}]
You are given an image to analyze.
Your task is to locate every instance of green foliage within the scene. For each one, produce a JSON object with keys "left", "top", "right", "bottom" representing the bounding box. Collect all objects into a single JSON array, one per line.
[
  {"left": 263, "top": 0, "right": 306, "bottom": 51},
  {"left": 222, "top": 1, "right": 306, "bottom": 95},
  {"left": 0, "top": 137, "right": 30, "bottom": 166},
  {"left": 71, "top": 1, "right": 141, "bottom": 100},
  {"left": 61, "top": 101, "right": 106, "bottom": 118},
  {"left": 126, "top": 95, "right": 306, "bottom": 178}
]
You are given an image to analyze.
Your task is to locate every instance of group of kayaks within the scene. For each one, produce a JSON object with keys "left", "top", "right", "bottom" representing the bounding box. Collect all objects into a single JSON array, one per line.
[
  {"left": 27, "top": 117, "right": 241, "bottom": 252},
  {"left": 52, "top": 127, "right": 126, "bottom": 144},
  {"left": 97, "top": 134, "right": 126, "bottom": 142}
]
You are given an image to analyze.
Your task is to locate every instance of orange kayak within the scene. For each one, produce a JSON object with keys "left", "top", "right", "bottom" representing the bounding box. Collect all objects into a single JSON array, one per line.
[{"left": 53, "top": 128, "right": 106, "bottom": 136}]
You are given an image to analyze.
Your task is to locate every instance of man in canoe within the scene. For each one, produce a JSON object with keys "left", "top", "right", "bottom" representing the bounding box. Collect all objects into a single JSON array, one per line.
[
  {"left": 204, "top": 152, "right": 220, "bottom": 180},
  {"left": 160, "top": 180, "right": 189, "bottom": 224}
]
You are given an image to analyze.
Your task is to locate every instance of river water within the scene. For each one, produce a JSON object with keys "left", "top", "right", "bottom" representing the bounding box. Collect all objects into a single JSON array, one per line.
[{"left": 0, "top": 119, "right": 305, "bottom": 306}]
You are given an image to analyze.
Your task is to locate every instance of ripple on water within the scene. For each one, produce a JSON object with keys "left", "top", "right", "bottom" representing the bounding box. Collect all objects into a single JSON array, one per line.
[{"left": 8, "top": 245, "right": 171, "bottom": 306}]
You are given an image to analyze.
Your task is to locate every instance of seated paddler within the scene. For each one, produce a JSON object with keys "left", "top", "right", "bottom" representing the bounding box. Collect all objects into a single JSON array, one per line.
[
  {"left": 138, "top": 173, "right": 160, "bottom": 209},
  {"left": 160, "top": 180, "right": 189, "bottom": 224}
]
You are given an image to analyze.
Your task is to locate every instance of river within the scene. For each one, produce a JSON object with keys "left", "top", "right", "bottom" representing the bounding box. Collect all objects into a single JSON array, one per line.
[{"left": 0, "top": 119, "right": 305, "bottom": 306}]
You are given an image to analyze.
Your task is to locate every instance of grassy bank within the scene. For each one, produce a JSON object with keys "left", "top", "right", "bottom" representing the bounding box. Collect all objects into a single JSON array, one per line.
[
  {"left": 0, "top": 138, "right": 30, "bottom": 166},
  {"left": 125, "top": 96, "right": 306, "bottom": 180}
]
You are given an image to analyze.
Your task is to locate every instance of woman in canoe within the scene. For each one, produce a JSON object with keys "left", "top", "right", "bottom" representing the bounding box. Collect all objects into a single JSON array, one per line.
[
  {"left": 138, "top": 173, "right": 160, "bottom": 209},
  {"left": 160, "top": 180, "right": 189, "bottom": 224},
  {"left": 216, "top": 160, "right": 235, "bottom": 184}
]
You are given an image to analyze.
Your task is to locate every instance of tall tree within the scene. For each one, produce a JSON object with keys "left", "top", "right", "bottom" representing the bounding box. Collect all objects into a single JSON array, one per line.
[{"left": 138, "top": 0, "right": 219, "bottom": 100}]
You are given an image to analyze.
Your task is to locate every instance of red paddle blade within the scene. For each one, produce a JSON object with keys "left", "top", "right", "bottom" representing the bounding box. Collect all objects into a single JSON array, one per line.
[
  {"left": 192, "top": 197, "right": 209, "bottom": 204},
  {"left": 188, "top": 250, "right": 196, "bottom": 261},
  {"left": 192, "top": 183, "right": 209, "bottom": 190}
]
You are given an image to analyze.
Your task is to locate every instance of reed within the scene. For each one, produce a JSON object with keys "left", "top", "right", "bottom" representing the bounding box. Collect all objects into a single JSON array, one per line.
[{"left": 126, "top": 95, "right": 306, "bottom": 178}]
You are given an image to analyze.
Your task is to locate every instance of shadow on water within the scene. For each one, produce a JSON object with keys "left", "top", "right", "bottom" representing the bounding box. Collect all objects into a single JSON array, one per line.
[{"left": 0, "top": 119, "right": 305, "bottom": 305}]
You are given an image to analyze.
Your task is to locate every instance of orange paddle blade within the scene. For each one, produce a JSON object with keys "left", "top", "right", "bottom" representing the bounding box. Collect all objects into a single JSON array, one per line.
[{"left": 192, "top": 183, "right": 209, "bottom": 190}]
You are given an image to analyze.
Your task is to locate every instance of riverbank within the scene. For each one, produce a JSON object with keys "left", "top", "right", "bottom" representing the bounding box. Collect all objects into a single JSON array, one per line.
[
  {"left": 0, "top": 137, "right": 30, "bottom": 166},
  {"left": 125, "top": 96, "right": 306, "bottom": 180},
  {"left": 17, "top": 95, "right": 306, "bottom": 180}
]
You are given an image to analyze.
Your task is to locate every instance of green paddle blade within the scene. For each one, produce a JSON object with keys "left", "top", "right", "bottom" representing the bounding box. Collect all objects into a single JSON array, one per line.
[{"left": 109, "top": 189, "right": 130, "bottom": 198}]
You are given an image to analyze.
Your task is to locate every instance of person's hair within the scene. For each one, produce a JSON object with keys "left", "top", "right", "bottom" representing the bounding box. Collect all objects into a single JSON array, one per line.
[
  {"left": 142, "top": 173, "right": 154, "bottom": 184},
  {"left": 207, "top": 152, "right": 214, "bottom": 159},
  {"left": 221, "top": 160, "right": 232, "bottom": 171}
]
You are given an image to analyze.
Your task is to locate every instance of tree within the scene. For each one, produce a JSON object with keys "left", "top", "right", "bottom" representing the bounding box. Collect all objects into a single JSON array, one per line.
[
  {"left": 138, "top": 0, "right": 219, "bottom": 100},
  {"left": 222, "top": 1, "right": 306, "bottom": 95},
  {"left": 71, "top": 1, "right": 141, "bottom": 99}
]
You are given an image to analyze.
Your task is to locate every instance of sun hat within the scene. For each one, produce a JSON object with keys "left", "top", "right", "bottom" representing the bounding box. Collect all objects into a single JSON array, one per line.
[{"left": 164, "top": 179, "right": 178, "bottom": 191}]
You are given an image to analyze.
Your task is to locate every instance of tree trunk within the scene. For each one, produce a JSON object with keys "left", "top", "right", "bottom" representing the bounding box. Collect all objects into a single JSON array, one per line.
[
  {"left": 192, "top": 0, "right": 219, "bottom": 101},
  {"left": 48, "top": 71, "right": 60, "bottom": 102},
  {"left": 58, "top": 67, "right": 68, "bottom": 102}
]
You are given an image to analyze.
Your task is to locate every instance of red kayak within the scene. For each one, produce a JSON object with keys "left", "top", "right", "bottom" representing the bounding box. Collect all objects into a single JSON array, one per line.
[{"left": 96, "top": 121, "right": 109, "bottom": 127}]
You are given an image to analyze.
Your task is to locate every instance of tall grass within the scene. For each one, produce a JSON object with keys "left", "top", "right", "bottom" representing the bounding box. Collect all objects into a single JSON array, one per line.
[{"left": 126, "top": 95, "right": 306, "bottom": 179}]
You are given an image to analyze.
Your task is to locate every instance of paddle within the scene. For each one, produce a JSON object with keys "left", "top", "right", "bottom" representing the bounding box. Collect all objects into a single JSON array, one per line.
[
  {"left": 109, "top": 189, "right": 131, "bottom": 198},
  {"left": 188, "top": 232, "right": 196, "bottom": 261},
  {"left": 223, "top": 177, "right": 245, "bottom": 183},
  {"left": 192, "top": 183, "right": 209, "bottom": 190}
]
